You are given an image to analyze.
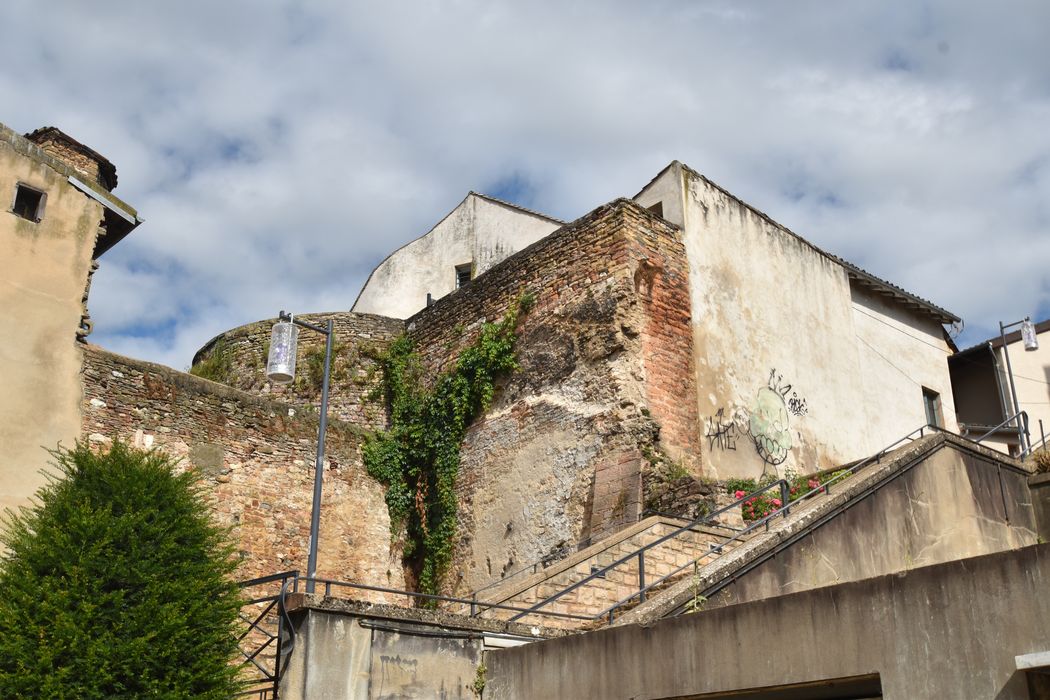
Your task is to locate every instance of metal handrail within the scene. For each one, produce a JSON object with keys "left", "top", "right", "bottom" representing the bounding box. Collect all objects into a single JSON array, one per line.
[
  {"left": 503, "top": 424, "right": 942, "bottom": 623},
  {"left": 470, "top": 513, "right": 738, "bottom": 603},
  {"left": 236, "top": 570, "right": 299, "bottom": 699},
  {"left": 299, "top": 576, "right": 594, "bottom": 622},
  {"left": 502, "top": 478, "right": 792, "bottom": 622},
  {"left": 974, "top": 410, "right": 1029, "bottom": 444}
]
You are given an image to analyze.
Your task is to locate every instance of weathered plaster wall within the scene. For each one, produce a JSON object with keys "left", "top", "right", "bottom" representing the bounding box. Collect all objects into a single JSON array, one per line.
[
  {"left": 486, "top": 543, "right": 1050, "bottom": 700},
  {"left": 471, "top": 194, "right": 561, "bottom": 276},
  {"left": 851, "top": 284, "right": 959, "bottom": 438},
  {"left": 0, "top": 126, "right": 103, "bottom": 513},
  {"left": 405, "top": 200, "right": 701, "bottom": 593},
  {"left": 683, "top": 168, "right": 862, "bottom": 479},
  {"left": 81, "top": 346, "right": 404, "bottom": 592},
  {"left": 192, "top": 311, "right": 405, "bottom": 429},
  {"left": 639, "top": 162, "right": 958, "bottom": 480},
  {"left": 352, "top": 193, "right": 560, "bottom": 319},
  {"left": 707, "top": 443, "right": 1036, "bottom": 608}
]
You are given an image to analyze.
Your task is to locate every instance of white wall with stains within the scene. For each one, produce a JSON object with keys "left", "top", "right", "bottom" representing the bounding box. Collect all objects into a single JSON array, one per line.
[
  {"left": 636, "top": 162, "right": 958, "bottom": 479},
  {"left": 352, "top": 193, "right": 560, "bottom": 319}
]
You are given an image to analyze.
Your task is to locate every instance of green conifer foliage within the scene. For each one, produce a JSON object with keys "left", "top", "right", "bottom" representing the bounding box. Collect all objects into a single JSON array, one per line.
[{"left": 0, "top": 442, "right": 244, "bottom": 699}]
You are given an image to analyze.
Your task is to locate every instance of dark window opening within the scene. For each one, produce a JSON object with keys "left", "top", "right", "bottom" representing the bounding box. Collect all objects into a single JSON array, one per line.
[
  {"left": 923, "top": 387, "right": 943, "bottom": 428},
  {"left": 647, "top": 201, "right": 664, "bottom": 218},
  {"left": 12, "top": 184, "right": 45, "bottom": 222},
  {"left": 455, "top": 263, "right": 472, "bottom": 289}
]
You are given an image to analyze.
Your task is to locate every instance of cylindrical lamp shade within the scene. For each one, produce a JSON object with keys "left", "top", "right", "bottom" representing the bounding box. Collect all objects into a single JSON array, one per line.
[
  {"left": 266, "top": 321, "right": 300, "bottom": 384},
  {"left": 1021, "top": 319, "right": 1039, "bottom": 352}
]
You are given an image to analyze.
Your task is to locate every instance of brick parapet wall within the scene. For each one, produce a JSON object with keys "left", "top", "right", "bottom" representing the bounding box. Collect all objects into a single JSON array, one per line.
[
  {"left": 191, "top": 311, "right": 405, "bottom": 430},
  {"left": 80, "top": 345, "right": 405, "bottom": 596}
]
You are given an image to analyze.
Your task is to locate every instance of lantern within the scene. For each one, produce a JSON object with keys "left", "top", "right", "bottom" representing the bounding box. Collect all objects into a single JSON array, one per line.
[
  {"left": 266, "top": 318, "right": 299, "bottom": 384},
  {"left": 1021, "top": 318, "right": 1039, "bottom": 352}
]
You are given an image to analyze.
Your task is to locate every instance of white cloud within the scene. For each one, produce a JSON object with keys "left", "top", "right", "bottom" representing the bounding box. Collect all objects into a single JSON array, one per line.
[{"left": 1, "top": 0, "right": 1047, "bottom": 368}]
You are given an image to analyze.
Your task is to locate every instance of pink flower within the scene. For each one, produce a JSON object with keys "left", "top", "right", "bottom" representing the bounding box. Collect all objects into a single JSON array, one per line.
[
  {"left": 734, "top": 490, "right": 746, "bottom": 499},
  {"left": 808, "top": 479, "right": 820, "bottom": 489},
  {"left": 771, "top": 498, "right": 782, "bottom": 507}
]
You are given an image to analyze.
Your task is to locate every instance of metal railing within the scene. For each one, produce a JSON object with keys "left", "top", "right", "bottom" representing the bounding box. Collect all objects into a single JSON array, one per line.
[
  {"left": 294, "top": 576, "right": 594, "bottom": 623},
  {"left": 236, "top": 570, "right": 298, "bottom": 699},
  {"left": 971, "top": 410, "right": 1048, "bottom": 461},
  {"left": 498, "top": 424, "right": 944, "bottom": 624},
  {"left": 468, "top": 514, "right": 741, "bottom": 611},
  {"left": 237, "top": 421, "right": 1028, "bottom": 635}
]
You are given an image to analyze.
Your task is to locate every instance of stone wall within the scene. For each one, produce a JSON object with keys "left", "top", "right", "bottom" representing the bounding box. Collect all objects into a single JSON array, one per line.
[
  {"left": 403, "top": 199, "right": 701, "bottom": 593},
  {"left": 81, "top": 345, "right": 405, "bottom": 594},
  {"left": 192, "top": 311, "right": 405, "bottom": 429}
]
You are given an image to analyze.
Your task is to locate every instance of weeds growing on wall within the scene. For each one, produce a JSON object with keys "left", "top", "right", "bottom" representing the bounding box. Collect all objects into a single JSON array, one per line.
[
  {"left": 363, "top": 294, "right": 533, "bottom": 595},
  {"left": 190, "top": 339, "right": 234, "bottom": 384},
  {"left": 296, "top": 341, "right": 349, "bottom": 393}
]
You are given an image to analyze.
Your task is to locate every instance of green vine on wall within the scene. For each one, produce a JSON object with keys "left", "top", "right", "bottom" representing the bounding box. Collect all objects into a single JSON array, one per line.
[{"left": 363, "top": 294, "right": 533, "bottom": 595}]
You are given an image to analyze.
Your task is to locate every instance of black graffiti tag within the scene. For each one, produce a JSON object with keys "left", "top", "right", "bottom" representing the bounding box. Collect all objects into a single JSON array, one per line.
[{"left": 705, "top": 408, "right": 737, "bottom": 451}]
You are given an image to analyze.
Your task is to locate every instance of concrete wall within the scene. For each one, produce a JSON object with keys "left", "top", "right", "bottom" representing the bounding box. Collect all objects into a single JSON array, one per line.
[
  {"left": 404, "top": 200, "right": 701, "bottom": 594},
  {"left": 0, "top": 125, "right": 103, "bottom": 512},
  {"left": 707, "top": 442, "right": 1035, "bottom": 608},
  {"left": 81, "top": 346, "right": 405, "bottom": 592},
  {"left": 352, "top": 193, "right": 560, "bottom": 319},
  {"left": 279, "top": 598, "right": 556, "bottom": 700},
  {"left": 486, "top": 543, "right": 1050, "bottom": 699},
  {"left": 636, "top": 162, "right": 958, "bottom": 480}
]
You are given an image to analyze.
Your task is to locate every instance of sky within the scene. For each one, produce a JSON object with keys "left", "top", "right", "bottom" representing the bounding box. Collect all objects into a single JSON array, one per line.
[{"left": 1, "top": 0, "right": 1048, "bottom": 369}]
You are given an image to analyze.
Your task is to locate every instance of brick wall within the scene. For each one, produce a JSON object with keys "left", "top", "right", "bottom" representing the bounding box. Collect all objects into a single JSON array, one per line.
[
  {"left": 192, "top": 311, "right": 405, "bottom": 430},
  {"left": 80, "top": 345, "right": 405, "bottom": 597},
  {"left": 402, "top": 199, "right": 702, "bottom": 593},
  {"left": 624, "top": 209, "right": 701, "bottom": 467}
]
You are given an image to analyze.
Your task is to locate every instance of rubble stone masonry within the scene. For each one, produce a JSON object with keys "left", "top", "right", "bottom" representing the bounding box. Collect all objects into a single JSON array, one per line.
[
  {"left": 405, "top": 199, "right": 701, "bottom": 593},
  {"left": 80, "top": 345, "right": 405, "bottom": 596},
  {"left": 192, "top": 311, "right": 405, "bottom": 429}
]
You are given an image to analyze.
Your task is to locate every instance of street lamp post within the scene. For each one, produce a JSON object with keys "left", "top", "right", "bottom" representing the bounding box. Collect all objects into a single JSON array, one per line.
[
  {"left": 999, "top": 317, "right": 1039, "bottom": 455},
  {"left": 266, "top": 311, "right": 334, "bottom": 594}
]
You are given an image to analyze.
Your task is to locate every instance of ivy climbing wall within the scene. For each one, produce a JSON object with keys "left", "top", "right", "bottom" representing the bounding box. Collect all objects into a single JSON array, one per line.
[{"left": 404, "top": 199, "right": 701, "bottom": 594}]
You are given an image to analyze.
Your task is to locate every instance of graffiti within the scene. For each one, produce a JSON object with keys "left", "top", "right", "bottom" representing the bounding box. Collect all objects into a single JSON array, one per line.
[
  {"left": 749, "top": 384, "right": 792, "bottom": 466},
  {"left": 703, "top": 369, "right": 808, "bottom": 467},
  {"left": 704, "top": 408, "right": 738, "bottom": 451}
]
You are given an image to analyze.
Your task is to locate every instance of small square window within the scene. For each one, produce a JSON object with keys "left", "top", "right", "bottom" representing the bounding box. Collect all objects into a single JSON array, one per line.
[
  {"left": 455, "top": 263, "right": 472, "bottom": 289},
  {"left": 922, "top": 387, "right": 942, "bottom": 428},
  {"left": 12, "top": 184, "right": 46, "bottom": 222}
]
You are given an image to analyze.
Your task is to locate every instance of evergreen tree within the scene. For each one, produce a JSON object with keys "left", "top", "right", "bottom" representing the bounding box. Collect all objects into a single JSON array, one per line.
[{"left": 0, "top": 442, "right": 244, "bottom": 699}]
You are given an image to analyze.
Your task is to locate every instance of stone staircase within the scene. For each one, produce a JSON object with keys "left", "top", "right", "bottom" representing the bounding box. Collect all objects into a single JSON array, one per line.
[
  {"left": 613, "top": 430, "right": 1034, "bottom": 627},
  {"left": 454, "top": 514, "right": 750, "bottom": 629},
  {"left": 460, "top": 427, "right": 977, "bottom": 630}
]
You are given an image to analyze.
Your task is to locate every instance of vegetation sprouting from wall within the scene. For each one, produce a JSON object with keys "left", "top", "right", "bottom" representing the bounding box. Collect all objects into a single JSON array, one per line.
[{"left": 363, "top": 294, "right": 533, "bottom": 595}]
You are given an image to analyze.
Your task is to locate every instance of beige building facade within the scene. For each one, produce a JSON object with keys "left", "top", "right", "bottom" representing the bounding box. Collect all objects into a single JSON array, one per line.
[{"left": 0, "top": 123, "right": 139, "bottom": 512}]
